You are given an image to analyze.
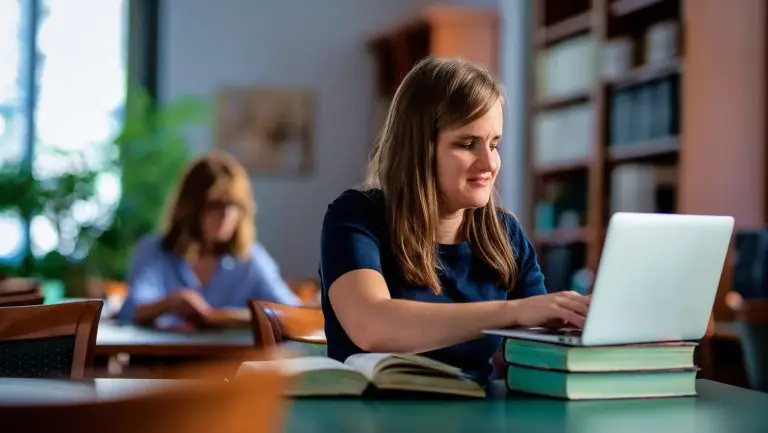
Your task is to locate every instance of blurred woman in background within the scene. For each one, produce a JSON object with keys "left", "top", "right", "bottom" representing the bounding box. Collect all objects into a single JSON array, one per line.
[{"left": 117, "top": 150, "right": 302, "bottom": 329}]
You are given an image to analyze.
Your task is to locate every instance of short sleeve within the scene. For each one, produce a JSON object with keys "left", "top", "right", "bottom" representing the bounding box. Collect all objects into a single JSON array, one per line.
[
  {"left": 248, "top": 243, "right": 302, "bottom": 306},
  {"left": 319, "top": 190, "right": 384, "bottom": 292},
  {"left": 502, "top": 211, "right": 547, "bottom": 298},
  {"left": 116, "top": 235, "right": 168, "bottom": 323}
]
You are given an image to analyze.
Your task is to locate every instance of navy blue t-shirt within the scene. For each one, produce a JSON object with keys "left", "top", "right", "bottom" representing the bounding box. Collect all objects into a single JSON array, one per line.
[{"left": 318, "top": 188, "right": 547, "bottom": 381}]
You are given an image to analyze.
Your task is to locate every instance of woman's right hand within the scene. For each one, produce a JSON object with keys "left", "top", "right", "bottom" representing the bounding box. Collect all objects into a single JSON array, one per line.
[{"left": 509, "top": 291, "right": 591, "bottom": 329}]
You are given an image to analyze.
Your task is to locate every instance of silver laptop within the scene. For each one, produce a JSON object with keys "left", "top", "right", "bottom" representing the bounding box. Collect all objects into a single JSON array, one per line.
[{"left": 484, "top": 212, "right": 735, "bottom": 346}]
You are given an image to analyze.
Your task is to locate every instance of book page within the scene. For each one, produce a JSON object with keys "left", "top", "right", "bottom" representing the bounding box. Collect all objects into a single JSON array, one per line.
[
  {"left": 391, "top": 354, "right": 463, "bottom": 376},
  {"left": 238, "top": 356, "right": 353, "bottom": 377},
  {"left": 343, "top": 353, "right": 395, "bottom": 380},
  {"left": 237, "top": 356, "right": 370, "bottom": 397},
  {"left": 344, "top": 353, "right": 463, "bottom": 379}
]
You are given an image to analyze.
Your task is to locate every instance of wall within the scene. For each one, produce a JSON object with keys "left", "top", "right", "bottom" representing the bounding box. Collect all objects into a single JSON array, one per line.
[
  {"left": 159, "top": 0, "right": 527, "bottom": 276},
  {"left": 679, "top": 0, "right": 766, "bottom": 319},
  {"left": 497, "top": 0, "right": 530, "bottom": 225},
  {"left": 159, "top": 0, "right": 436, "bottom": 277}
]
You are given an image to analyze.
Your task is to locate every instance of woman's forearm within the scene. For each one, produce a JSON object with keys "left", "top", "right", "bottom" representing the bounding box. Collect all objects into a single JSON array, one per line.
[
  {"left": 134, "top": 298, "right": 172, "bottom": 326},
  {"left": 353, "top": 298, "right": 518, "bottom": 354}
]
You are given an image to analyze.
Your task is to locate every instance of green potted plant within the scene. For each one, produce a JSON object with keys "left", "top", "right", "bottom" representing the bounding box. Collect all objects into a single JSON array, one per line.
[
  {"left": 0, "top": 88, "right": 208, "bottom": 302},
  {"left": 0, "top": 147, "right": 104, "bottom": 298}
]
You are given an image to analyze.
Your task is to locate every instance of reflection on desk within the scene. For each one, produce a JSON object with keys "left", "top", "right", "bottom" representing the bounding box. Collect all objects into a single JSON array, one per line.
[{"left": 0, "top": 378, "right": 199, "bottom": 406}]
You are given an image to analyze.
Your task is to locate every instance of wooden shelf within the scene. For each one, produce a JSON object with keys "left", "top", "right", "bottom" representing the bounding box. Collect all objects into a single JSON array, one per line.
[
  {"left": 368, "top": 5, "right": 499, "bottom": 98},
  {"left": 536, "top": 89, "right": 591, "bottom": 111},
  {"left": 533, "top": 158, "right": 591, "bottom": 176},
  {"left": 611, "top": 0, "right": 668, "bottom": 17},
  {"left": 608, "top": 137, "right": 679, "bottom": 162},
  {"left": 607, "top": 59, "right": 682, "bottom": 90},
  {"left": 536, "top": 12, "right": 591, "bottom": 46},
  {"left": 527, "top": 0, "right": 684, "bottom": 289},
  {"left": 534, "top": 227, "right": 591, "bottom": 246}
]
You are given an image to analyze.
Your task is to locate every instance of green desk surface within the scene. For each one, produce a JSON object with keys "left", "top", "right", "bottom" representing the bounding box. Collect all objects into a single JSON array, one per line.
[
  {"left": 1, "top": 378, "right": 765, "bottom": 432},
  {"left": 283, "top": 379, "right": 768, "bottom": 433}
]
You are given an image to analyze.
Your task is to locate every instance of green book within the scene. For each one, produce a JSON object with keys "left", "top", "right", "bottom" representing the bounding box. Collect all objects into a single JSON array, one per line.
[
  {"left": 506, "top": 364, "right": 698, "bottom": 400},
  {"left": 503, "top": 338, "right": 697, "bottom": 372}
]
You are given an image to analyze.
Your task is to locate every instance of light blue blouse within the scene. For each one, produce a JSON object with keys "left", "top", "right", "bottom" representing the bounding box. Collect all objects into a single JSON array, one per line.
[{"left": 116, "top": 234, "right": 302, "bottom": 327}]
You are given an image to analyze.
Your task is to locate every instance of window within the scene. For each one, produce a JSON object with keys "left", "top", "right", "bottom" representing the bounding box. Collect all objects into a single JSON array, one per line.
[{"left": 0, "top": 0, "right": 128, "bottom": 263}]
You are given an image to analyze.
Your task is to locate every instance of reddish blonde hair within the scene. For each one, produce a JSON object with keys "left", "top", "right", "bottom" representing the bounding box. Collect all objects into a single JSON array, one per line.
[{"left": 161, "top": 151, "right": 255, "bottom": 262}]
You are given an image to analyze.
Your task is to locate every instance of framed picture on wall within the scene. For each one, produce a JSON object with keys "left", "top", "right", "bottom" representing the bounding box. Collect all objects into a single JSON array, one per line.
[{"left": 214, "top": 86, "right": 315, "bottom": 175}]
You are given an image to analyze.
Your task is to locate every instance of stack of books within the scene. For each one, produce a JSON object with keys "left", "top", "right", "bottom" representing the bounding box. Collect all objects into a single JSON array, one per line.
[{"left": 498, "top": 337, "right": 699, "bottom": 400}]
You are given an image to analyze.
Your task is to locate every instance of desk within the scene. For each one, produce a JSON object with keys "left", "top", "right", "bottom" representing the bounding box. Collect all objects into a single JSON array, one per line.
[
  {"left": 284, "top": 380, "right": 768, "bottom": 433},
  {"left": 1, "top": 378, "right": 766, "bottom": 432},
  {"left": 95, "top": 322, "right": 327, "bottom": 361},
  {"left": 95, "top": 322, "right": 258, "bottom": 358}
]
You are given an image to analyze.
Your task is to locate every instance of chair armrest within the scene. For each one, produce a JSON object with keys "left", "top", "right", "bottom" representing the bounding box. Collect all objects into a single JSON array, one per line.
[{"left": 247, "top": 300, "right": 325, "bottom": 347}]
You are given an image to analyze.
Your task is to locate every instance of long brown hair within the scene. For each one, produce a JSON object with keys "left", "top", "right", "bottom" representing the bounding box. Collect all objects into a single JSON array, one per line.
[
  {"left": 365, "top": 56, "right": 517, "bottom": 295},
  {"left": 161, "top": 150, "right": 256, "bottom": 262}
]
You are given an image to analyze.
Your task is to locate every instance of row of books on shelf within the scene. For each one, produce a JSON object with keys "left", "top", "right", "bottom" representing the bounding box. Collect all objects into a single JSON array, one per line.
[
  {"left": 533, "top": 163, "right": 677, "bottom": 235},
  {"left": 536, "top": 34, "right": 595, "bottom": 100},
  {"left": 534, "top": 103, "right": 594, "bottom": 167},
  {"left": 537, "top": 20, "right": 679, "bottom": 101},
  {"left": 610, "top": 76, "right": 679, "bottom": 146},
  {"left": 533, "top": 77, "right": 679, "bottom": 168}
]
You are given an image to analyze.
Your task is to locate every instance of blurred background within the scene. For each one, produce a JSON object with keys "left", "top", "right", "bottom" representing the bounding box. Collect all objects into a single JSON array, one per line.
[{"left": 1, "top": 0, "right": 767, "bottom": 389}]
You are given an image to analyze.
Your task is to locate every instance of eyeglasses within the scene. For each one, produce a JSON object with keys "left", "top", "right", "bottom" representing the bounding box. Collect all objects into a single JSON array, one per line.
[{"left": 204, "top": 200, "right": 244, "bottom": 213}]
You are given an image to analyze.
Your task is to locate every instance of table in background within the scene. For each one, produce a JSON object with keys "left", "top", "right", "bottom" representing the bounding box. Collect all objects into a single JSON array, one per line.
[
  {"left": 94, "top": 321, "right": 327, "bottom": 377},
  {"left": 95, "top": 321, "right": 258, "bottom": 358}
]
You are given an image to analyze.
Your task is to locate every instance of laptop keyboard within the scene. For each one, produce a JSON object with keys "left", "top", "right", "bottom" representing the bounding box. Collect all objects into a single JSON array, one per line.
[{"left": 532, "top": 327, "right": 583, "bottom": 336}]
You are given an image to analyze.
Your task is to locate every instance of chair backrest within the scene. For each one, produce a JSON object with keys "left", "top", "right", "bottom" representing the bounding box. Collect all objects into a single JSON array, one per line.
[
  {"left": 0, "top": 300, "right": 103, "bottom": 379},
  {"left": 0, "top": 365, "right": 290, "bottom": 433},
  {"left": 247, "top": 300, "right": 325, "bottom": 348},
  {"left": 0, "top": 278, "right": 44, "bottom": 307},
  {"left": 248, "top": 301, "right": 282, "bottom": 347}
]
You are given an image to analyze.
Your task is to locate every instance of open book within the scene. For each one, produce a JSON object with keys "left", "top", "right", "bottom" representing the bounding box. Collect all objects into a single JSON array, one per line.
[{"left": 236, "top": 353, "right": 485, "bottom": 398}]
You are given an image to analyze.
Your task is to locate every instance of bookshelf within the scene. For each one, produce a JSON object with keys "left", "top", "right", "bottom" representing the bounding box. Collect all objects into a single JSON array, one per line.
[
  {"left": 367, "top": 5, "right": 499, "bottom": 142},
  {"left": 527, "top": 0, "right": 683, "bottom": 293}
]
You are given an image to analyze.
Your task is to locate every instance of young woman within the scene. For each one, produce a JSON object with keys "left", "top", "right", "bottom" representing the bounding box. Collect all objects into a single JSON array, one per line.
[
  {"left": 319, "top": 57, "right": 590, "bottom": 381},
  {"left": 117, "top": 151, "right": 302, "bottom": 329}
]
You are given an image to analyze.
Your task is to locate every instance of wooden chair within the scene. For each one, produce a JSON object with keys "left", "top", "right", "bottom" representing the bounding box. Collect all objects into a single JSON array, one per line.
[
  {"left": 695, "top": 316, "right": 717, "bottom": 379},
  {"left": 726, "top": 292, "right": 768, "bottom": 392},
  {"left": 247, "top": 300, "right": 326, "bottom": 348},
  {"left": 0, "top": 363, "right": 291, "bottom": 433},
  {"left": 0, "top": 300, "right": 103, "bottom": 379},
  {"left": 0, "top": 278, "right": 44, "bottom": 307}
]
